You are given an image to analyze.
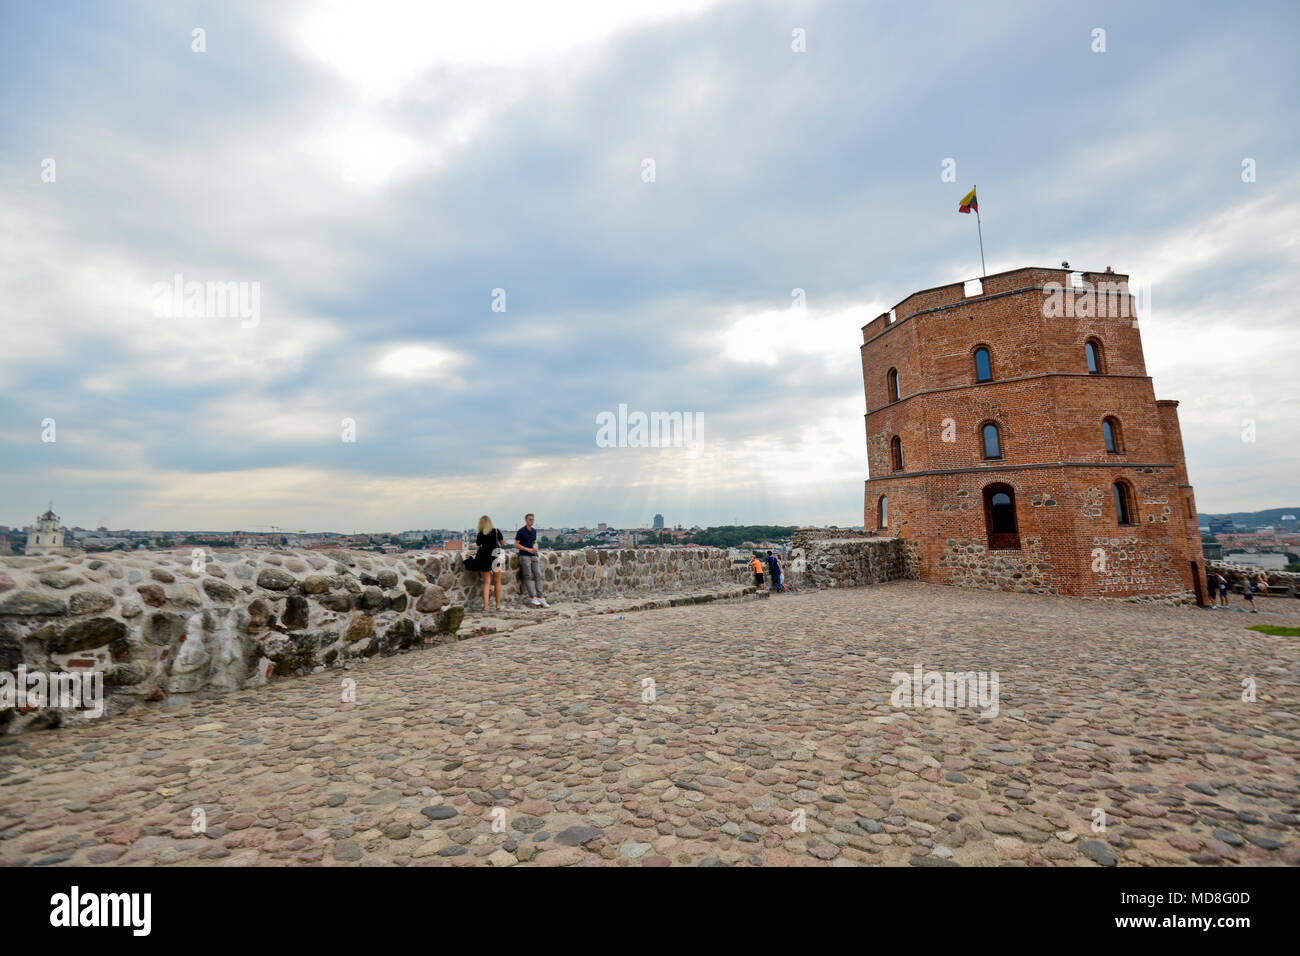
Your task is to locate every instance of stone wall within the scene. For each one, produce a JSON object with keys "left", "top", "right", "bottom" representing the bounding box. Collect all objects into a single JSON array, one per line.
[
  {"left": 790, "top": 530, "right": 914, "bottom": 588},
  {"left": 0, "top": 545, "right": 735, "bottom": 731},
  {"left": 939, "top": 535, "right": 1059, "bottom": 594},
  {"left": 1207, "top": 561, "right": 1299, "bottom": 597}
]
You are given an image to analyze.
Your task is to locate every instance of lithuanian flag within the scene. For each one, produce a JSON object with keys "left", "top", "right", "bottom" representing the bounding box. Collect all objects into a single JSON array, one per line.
[{"left": 958, "top": 187, "right": 978, "bottom": 214}]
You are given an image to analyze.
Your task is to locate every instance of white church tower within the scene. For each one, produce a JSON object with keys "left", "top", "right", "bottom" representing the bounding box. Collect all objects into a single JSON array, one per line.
[{"left": 26, "top": 504, "right": 65, "bottom": 555}]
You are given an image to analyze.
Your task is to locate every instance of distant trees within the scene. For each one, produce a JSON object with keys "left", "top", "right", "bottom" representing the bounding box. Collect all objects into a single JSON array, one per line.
[{"left": 683, "top": 526, "right": 798, "bottom": 548}]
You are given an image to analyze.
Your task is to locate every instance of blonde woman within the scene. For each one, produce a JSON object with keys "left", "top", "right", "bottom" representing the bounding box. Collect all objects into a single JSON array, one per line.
[{"left": 466, "top": 515, "right": 506, "bottom": 611}]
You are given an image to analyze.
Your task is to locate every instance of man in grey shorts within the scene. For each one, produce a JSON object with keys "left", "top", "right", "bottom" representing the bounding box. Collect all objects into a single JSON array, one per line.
[{"left": 514, "top": 513, "right": 549, "bottom": 607}]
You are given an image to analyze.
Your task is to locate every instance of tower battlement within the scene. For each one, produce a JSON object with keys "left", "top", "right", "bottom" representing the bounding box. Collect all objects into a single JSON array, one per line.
[{"left": 861, "top": 266, "right": 1137, "bottom": 344}]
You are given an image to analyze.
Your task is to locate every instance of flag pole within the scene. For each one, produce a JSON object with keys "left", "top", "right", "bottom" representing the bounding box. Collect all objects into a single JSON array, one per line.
[{"left": 974, "top": 184, "right": 986, "bottom": 277}]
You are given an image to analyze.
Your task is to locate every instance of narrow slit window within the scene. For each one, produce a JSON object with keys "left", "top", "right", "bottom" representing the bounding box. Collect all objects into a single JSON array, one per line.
[
  {"left": 1086, "top": 340, "right": 1103, "bottom": 374},
  {"left": 1103, "top": 417, "right": 1120, "bottom": 453},
  {"left": 1113, "top": 481, "right": 1135, "bottom": 525},
  {"left": 982, "top": 423, "right": 1002, "bottom": 460}
]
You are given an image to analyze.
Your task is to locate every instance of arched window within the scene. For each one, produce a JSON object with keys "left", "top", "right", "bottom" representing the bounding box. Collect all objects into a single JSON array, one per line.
[
  {"left": 1102, "top": 416, "right": 1122, "bottom": 454},
  {"left": 890, "top": 435, "right": 903, "bottom": 472},
  {"left": 973, "top": 346, "right": 992, "bottom": 382},
  {"left": 1085, "top": 339, "right": 1103, "bottom": 374},
  {"left": 887, "top": 368, "right": 900, "bottom": 403},
  {"left": 983, "top": 482, "right": 1020, "bottom": 550},
  {"left": 877, "top": 495, "right": 889, "bottom": 530},
  {"left": 981, "top": 422, "right": 1002, "bottom": 460},
  {"left": 1113, "top": 480, "right": 1135, "bottom": 525}
]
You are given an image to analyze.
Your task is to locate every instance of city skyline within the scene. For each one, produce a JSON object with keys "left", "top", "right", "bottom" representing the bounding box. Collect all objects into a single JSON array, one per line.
[{"left": 3, "top": 1, "right": 1298, "bottom": 530}]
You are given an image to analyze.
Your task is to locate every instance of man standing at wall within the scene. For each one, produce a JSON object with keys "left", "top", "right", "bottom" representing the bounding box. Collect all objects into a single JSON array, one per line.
[
  {"left": 515, "top": 514, "right": 549, "bottom": 607},
  {"left": 765, "top": 550, "right": 784, "bottom": 593}
]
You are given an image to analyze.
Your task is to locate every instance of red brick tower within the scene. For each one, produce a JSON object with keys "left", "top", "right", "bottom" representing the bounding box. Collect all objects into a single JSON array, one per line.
[{"left": 861, "top": 266, "right": 1206, "bottom": 603}]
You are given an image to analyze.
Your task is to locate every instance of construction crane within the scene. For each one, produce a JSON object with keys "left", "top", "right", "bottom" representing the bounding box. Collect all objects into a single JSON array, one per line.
[{"left": 252, "top": 525, "right": 307, "bottom": 534}]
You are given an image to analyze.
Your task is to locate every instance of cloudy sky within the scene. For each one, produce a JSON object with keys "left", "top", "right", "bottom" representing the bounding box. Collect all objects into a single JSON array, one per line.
[{"left": 1, "top": 0, "right": 1296, "bottom": 533}]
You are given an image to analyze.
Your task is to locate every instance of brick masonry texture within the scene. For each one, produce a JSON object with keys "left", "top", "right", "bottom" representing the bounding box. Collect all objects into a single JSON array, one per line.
[
  {"left": 0, "top": 546, "right": 738, "bottom": 729},
  {"left": 861, "top": 266, "right": 1206, "bottom": 602}
]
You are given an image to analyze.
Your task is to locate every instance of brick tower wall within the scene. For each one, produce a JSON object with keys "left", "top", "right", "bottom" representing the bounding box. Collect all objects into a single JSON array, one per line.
[{"left": 862, "top": 267, "right": 1203, "bottom": 603}]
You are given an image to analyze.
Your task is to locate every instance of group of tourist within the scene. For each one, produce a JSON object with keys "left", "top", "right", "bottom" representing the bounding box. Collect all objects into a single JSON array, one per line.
[
  {"left": 464, "top": 518, "right": 792, "bottom": 610},
  {"left": 750, "top": 550, "right": 785, "bottom": 593},
  {"left": 463, "top": 514, "right": 549, "bottom": 612},
  {"left": 1211, "top": 570, "right": 1269, "bottom": 612}
]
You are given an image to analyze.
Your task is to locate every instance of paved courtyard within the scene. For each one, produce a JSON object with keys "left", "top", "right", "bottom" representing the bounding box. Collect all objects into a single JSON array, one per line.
[{"left": 1, "top": 582, "right": 1297, "bottom": 866}]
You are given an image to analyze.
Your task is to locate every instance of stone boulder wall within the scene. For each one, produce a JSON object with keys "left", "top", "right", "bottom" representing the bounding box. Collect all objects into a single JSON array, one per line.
[
  {"left": 790, "top": 531, "right": 914, "bottom": 589},
  {"left": 0, "top": 545, "right": 736, "bottom": 732},
  {"left": 0, "top": 549, "right": 465, "bottom": 731},
  {"left": 442, "top": 546, "right": 734, "bottom": 607},
  {"left": 1207, "top": 561, "right": 1299, "bottom": 597}
]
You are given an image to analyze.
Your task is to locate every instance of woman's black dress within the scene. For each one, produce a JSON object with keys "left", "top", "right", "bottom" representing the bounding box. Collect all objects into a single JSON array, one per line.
[{"left": 465, "top": 528, "right": 504, "bottom": 572}]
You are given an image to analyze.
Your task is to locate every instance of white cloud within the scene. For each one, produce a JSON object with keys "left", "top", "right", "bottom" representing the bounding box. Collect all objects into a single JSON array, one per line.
[
  {"left": 718, "top": 301, "right": 876, "bottom": 367},
  {"left": 373, "top": 343, "right": 464, "bottom": 383},
  {"left": 282, "top": 0, "right": 728, "bottom": 97}
]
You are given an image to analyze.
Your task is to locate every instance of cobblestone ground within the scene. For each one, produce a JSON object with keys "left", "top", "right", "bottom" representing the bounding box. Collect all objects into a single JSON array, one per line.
[{"left": 2, "top": 582, "right": 1297, "bottom": 867}]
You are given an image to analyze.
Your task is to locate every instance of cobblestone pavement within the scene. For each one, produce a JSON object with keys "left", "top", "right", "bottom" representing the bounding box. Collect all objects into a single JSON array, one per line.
[{"left": 2, "top": 582, "right": 1297, "bottom": 867}]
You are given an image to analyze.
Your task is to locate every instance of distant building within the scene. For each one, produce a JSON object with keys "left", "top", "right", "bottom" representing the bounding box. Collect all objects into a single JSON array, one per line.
[
  {"left": 1201, "top": 541, "right": 1223, "bottom": 560},
  {"left": 653, "top": 514, "right": 665, "bottom": 530},
  {"left": 1223, "top": 552, "right": 1287, "bottom": 570},
  {"left": 1207, "top": 517, "right": 1235, "bottom": 534},
  {"left": 26, "top": 506, "right": 66, "bottom": 554}
]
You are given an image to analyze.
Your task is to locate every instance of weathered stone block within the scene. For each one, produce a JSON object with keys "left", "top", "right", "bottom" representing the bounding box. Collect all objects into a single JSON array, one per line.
[
  {"left": 201, "top": 578, "right": 238, "bottom": 603},
  {"left": 144, "top": 611, "right": 186, "bottom": 646},
  {"left": 0, "top": 591, "right": 68, "bottom": 616},
  {"left": 68, "top": 590, "right": 115, "bottom": 615},
  {"left": 344, "top": 614, "right": 374, "bottom": 642},
  {"left": 302, "top": 575, "right": 330, "bottom": 595},
  {"left": 283, "top": 595, "right": 309, "bottom": 630},
  {"left": 136, "top": 584, "right": 166, "bottom": 607},
  {"left": 49, "top": 617, "right": 127, "bottom": 654},
  {"left": 104, "top": 660, "right": 150, "bottom": 687},
  {"left": 416, "top": 585, "right": 449, "bottom": 613},
  {"left": 257, "top": 568, "right": 295, "bottom": 591},
  {"left": 319, "top": 592, "right": 355, "bottom": 612}
]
